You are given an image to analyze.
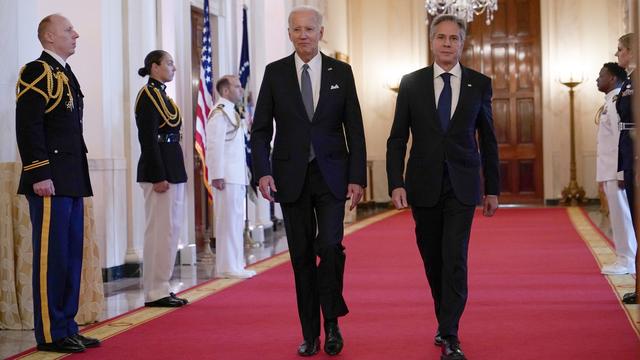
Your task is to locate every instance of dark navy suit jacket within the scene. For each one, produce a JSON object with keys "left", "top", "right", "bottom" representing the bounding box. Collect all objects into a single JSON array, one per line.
[
  {"left": 250, "top": 52, "right": 366, "bottom": 203},
  {"left": 617, "top": 76, "right": 634, "bottom": 171},
  {"left": 386, "top": 65, "right": 499, "bottom": 206}
]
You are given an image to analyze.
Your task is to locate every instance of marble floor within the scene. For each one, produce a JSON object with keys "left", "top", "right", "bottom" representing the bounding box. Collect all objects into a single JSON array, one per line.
[{"left": 0, "top": 204, "right": 614, "bottom": 358}]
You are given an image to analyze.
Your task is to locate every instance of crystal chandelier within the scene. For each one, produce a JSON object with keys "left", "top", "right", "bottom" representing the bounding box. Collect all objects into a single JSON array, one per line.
[{"left": 425, "top": 0, "right": 498, "bottom": 25}]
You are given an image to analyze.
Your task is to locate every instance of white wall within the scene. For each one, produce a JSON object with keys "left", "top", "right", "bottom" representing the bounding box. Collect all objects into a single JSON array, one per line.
[{"left": 541, "top": 0, "right": 626, "bottom": 200}]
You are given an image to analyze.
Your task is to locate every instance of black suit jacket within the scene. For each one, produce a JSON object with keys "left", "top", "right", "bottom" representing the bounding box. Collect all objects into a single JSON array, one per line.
[
  {"left": 617, "top": 76, "right": 634, "bottom": 171},
  {"left": 16, "top": 51, "right": 92, "bottom": 197},
  {"left": 134, "top": 78, "right": 187, "bottom": 184},
  {"left": 386, "top": 65, "right": 499, "bottom": 206},
  {"left": 250, "top": 52, "right": 366, "bottom": 203}
]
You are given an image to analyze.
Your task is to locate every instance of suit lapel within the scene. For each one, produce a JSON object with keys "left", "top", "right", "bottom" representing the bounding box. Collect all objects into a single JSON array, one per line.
[
  {"left": 284, "top": 54, "right": 309, "bottom": 121},
  {"left": 449, "top": 66, "right": 471, "bottom": 129},
  {"left": 422, "top": 66, "right": 442, "bottom": 133},
  {"left": 313, "top": 53, "right": 331, "bottom": 122}
]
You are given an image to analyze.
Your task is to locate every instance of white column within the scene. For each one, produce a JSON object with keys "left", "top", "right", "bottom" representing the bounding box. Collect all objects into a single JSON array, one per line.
[
  {"left": 122, "top": 0, "right": 158, "bottom": 265},
  {"left": 1, "top": 0, "right": 39, "bottom": 162}
]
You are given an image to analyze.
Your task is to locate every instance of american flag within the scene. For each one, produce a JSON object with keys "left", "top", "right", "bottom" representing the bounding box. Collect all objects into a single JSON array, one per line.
[
  {"left": 238, "top": 5, "right": 255, "bottom": 191},
  {"left": 194, "top": 0, "right": 214, "bottom": 202}
]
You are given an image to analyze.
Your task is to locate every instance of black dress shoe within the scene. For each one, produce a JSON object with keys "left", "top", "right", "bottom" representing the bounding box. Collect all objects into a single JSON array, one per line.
[
  {"left": 170, "top": 292, "right": 189, "bottom": 305},
  {"left": 144, "top": 296, "right": 184, "bottom": 307},
  {"left": 622, "top": 292, "right": 637, "bottom": 304},
  {"left": 37, "top": 336, "right": 85, "bottom": 353},
  {"left": 324, "top": 322, "right": 344, "bottom": 356},
  {"left": 72, "top": 333, "right": 101, "bottom": 348},
  {"left": 297, "top": 338, "right": 320, "bottom": 356},
  {"left": 441, "top": 337, "right": 466, "bottom": 360},
  {"left": 434, "top": 332, "right": 443, "bottom": 346}
]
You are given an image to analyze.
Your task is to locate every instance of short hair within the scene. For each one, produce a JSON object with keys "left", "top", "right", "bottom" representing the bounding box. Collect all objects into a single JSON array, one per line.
[
  {"left": 215, "top": 75, "right": 237, "bottom": 94},
  {"left": 619, "top": 33, "right": 635, "bottom": 51},
  {"left": 138, "top": 50, "right": 169, "bottom": 77},
  {"left": 37, "top": 14, "right": 59, "bottom": 44},
  {"left": 602, "top": 62, "right": 628, "bottom": 82},
  {"left": 288, "top": 5, "right": 323, "bottom": 28},
  {"left": 429, "top": 14, "right": 467, "bottom": 42}
]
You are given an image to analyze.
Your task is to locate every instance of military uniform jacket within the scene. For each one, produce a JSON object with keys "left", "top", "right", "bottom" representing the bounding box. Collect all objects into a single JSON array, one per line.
[
  {"left": 617, "top": 75, "right": 634, "bottom": 171},
  {"left": 205, "top": 98, "right": 249, "bottom": 185},
  {"left": 597, "top": 87, "right": 623, "bottom": 182},
  {"left": 15, "top": 51, "right": 93, "bottom": 197},
  {"left": 135, "top": 78, "right": 187, "bottom": 184}
]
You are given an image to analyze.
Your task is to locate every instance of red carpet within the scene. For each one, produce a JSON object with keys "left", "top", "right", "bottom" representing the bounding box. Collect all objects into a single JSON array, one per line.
[{"left": 18, "top": 208, "right": 640, "bottom": 359}]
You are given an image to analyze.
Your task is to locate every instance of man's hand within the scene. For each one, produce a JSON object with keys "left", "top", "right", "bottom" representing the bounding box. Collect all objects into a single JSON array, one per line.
[
  {"left": 258, "top": 175, "right": 277, "bottom": 202},
  {"left": 33, "top": 179, "right": 55, "bottom": 197},
  {"left": 391, "top": 187, "right": 408, "bottom": 209},
  {"left": 346, "top": 184, "right": 364, "bottom": 211},
  {"left": 212, "top": 178, "right": 225, "bottom": 191},
  {"left": 483, "top": 195, "right": 498, "bottom": 217},
  {"left": 153, "top": 180, "right": 170, "bottom": 193}
]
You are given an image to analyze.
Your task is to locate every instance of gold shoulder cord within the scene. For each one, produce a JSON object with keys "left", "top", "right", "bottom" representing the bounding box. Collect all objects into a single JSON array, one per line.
[
  {"left": 135, "top": 86, "right": 182, "bottom": 128},
  {"left": 16, "top": 60, "right": 71, "bottom": 113}
]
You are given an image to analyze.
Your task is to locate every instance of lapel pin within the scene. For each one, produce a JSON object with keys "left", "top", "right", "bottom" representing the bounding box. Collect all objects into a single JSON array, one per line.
[{"left": 467, "top": 83, "right": 472, "bottom": 87}]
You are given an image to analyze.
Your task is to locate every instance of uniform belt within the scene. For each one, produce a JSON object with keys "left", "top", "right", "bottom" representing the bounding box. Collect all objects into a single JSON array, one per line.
[{"left": 157, "top": 133, "right": 181, "bottom": 143}]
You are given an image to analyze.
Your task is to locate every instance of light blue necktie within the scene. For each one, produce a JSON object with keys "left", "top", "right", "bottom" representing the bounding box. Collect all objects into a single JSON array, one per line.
[{"left": 301, "top": 64, "right": 315, "bottom": 160}]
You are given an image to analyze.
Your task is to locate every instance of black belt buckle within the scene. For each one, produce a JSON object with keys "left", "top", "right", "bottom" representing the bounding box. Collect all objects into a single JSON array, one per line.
[{"left": 157, "top": 133, "right": 181, "bottom": 143}]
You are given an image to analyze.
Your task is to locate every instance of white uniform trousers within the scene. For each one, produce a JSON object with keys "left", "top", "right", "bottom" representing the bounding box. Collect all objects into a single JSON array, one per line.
[
  {"left": 603, "top": 180, "right": 637, "bottom": 266},
  {"left": 141, "top": 182, "right": 185, "bottom": 302},
  {"left": 213, "top": 183, "right": 246, "bottom": 274}
]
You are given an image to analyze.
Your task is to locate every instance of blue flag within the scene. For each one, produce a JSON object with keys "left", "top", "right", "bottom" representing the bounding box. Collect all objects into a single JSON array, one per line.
[{"left": 238, "top": 6, "right": 256, "bottom": 192}]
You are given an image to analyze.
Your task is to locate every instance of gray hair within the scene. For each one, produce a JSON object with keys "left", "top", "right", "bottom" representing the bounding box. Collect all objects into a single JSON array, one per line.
[
  {"left": 288, "top": 5, "right": 323, "bottom": 28},
  {"left": 429, "top": 14, "right": 466, "bottom": 43}
]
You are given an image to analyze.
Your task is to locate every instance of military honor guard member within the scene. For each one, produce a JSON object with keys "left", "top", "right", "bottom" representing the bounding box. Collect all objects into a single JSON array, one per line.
[
  {"left": 595, "top": 62, "right": 637, "bottom": 276},
  {"left": 15, "top": 14, "right": 100, "bottom": 353},
  {"left": 615, "top": 33, "right": 639, "bottom": 304},
  {"left": 206, "top": 75, "right": 256, "bottom": 279},
  {"left": 135, "top": 50, "right": 189, "bottom": 308}
]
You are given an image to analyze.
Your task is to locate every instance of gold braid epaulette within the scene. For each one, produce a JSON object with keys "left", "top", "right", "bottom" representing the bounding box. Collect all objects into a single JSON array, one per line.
[
  {"left": 16, "top": 60, "right": 71, "bottom": 113},
  {"left": 135, "top": 85, "right": 182, "bottom": 128}
]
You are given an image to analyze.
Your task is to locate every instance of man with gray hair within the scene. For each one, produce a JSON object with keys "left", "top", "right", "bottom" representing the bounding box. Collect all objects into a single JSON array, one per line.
[
  {"left": 387, "top": 14, "right": 499, "bottom": 360},
  {"left": 251, "top": 4, "right": 366, "bottom": 357}
]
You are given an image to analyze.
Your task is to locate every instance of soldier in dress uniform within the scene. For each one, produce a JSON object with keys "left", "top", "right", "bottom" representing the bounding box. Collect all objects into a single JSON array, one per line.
[
  {"left": 206, "top": 75, "right": 256, "bottom": 279},
  {"left": 15, "top": 14, "right": 99, "bottom": 353},
  {"left": 135, "top": 50, "right": 189, "bottom": 307},
  {"left": 615, "top": 33, "right": 639, "bottom": 304}
]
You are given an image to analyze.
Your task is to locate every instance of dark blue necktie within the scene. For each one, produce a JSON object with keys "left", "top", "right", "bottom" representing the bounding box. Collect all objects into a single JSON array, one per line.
[
  {"left": 437, "top": 73, "right": 452, "bottom": 131},
  {"left": 301, "top": 64, "right": 315, "bottom": 161}
]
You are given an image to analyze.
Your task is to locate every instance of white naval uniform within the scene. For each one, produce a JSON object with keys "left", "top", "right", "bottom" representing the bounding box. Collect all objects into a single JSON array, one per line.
[
  {"left": 141, "top": 182, "right": 185, "bottom": 301},
  {"left": 205, "top": 97, "right": 249, "bottom": 275},
  {"left": 596, "top": 87, "right": 637, "bottom": 269}
]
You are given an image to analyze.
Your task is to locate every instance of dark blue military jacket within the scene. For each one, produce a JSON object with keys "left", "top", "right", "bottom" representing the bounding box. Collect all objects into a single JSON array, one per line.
[
  {"left": 134, "top": 78, "right": 187, "bottom": 184},
  {"left": 15, "top": 51, "right": 92, "bottom": 197}
]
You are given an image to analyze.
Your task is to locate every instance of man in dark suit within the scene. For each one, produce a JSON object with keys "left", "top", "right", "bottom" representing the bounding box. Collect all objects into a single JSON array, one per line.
[
  {"left": 15, "top": 14, "right": 99, "bottom": 353},
  {"left": 250, "top": 5, "right": 366, "bottom": 356},
  {"left": 386, "top": 14, "right": 499, "bottom": 360}
]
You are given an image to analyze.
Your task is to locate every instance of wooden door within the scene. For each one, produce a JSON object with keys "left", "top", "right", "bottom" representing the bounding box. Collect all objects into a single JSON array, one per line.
[{"left": 460, "top": 0, "right": 543, "bottom": 203}]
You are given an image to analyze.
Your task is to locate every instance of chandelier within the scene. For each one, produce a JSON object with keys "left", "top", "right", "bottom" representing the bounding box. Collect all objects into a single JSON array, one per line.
[{"left": 425, "top": 0, "right": 498, "bottom": 25}]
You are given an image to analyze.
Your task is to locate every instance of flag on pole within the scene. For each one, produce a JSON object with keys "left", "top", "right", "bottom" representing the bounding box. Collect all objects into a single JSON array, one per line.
[
  {"left": 195, "top": 0, "right": 214, "bottom": 202},
  {"left": 238, "top": 5, "right": 256, "bottom": 191}
]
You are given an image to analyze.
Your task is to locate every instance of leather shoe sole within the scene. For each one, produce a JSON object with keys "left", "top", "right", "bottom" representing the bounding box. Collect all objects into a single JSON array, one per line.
[
  {"left": 145, "top": 296, "right": 184, "bottom": 307},
  {"left": 72, "top": 333, "right": 101, "bottom": 348},
  {"left": 298, "top": 338, "right": 320, "bottom": 356},
  {"left": 37, "top": 337, "right": 85, "bottom": 353}
]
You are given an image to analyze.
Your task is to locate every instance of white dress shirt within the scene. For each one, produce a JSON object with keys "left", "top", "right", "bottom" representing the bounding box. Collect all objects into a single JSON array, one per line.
[
  {"left": 433, "top": 62, "right": 462, "bottom": 119},
  {"left": 596, "top": 87, "right": 623, "bottom": 182},
  {"left": 294, "top": 52, "right": 321, "bottom": 110},
  {"left": 43, "top": 49, "right": 66, "bottom": 67}
]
